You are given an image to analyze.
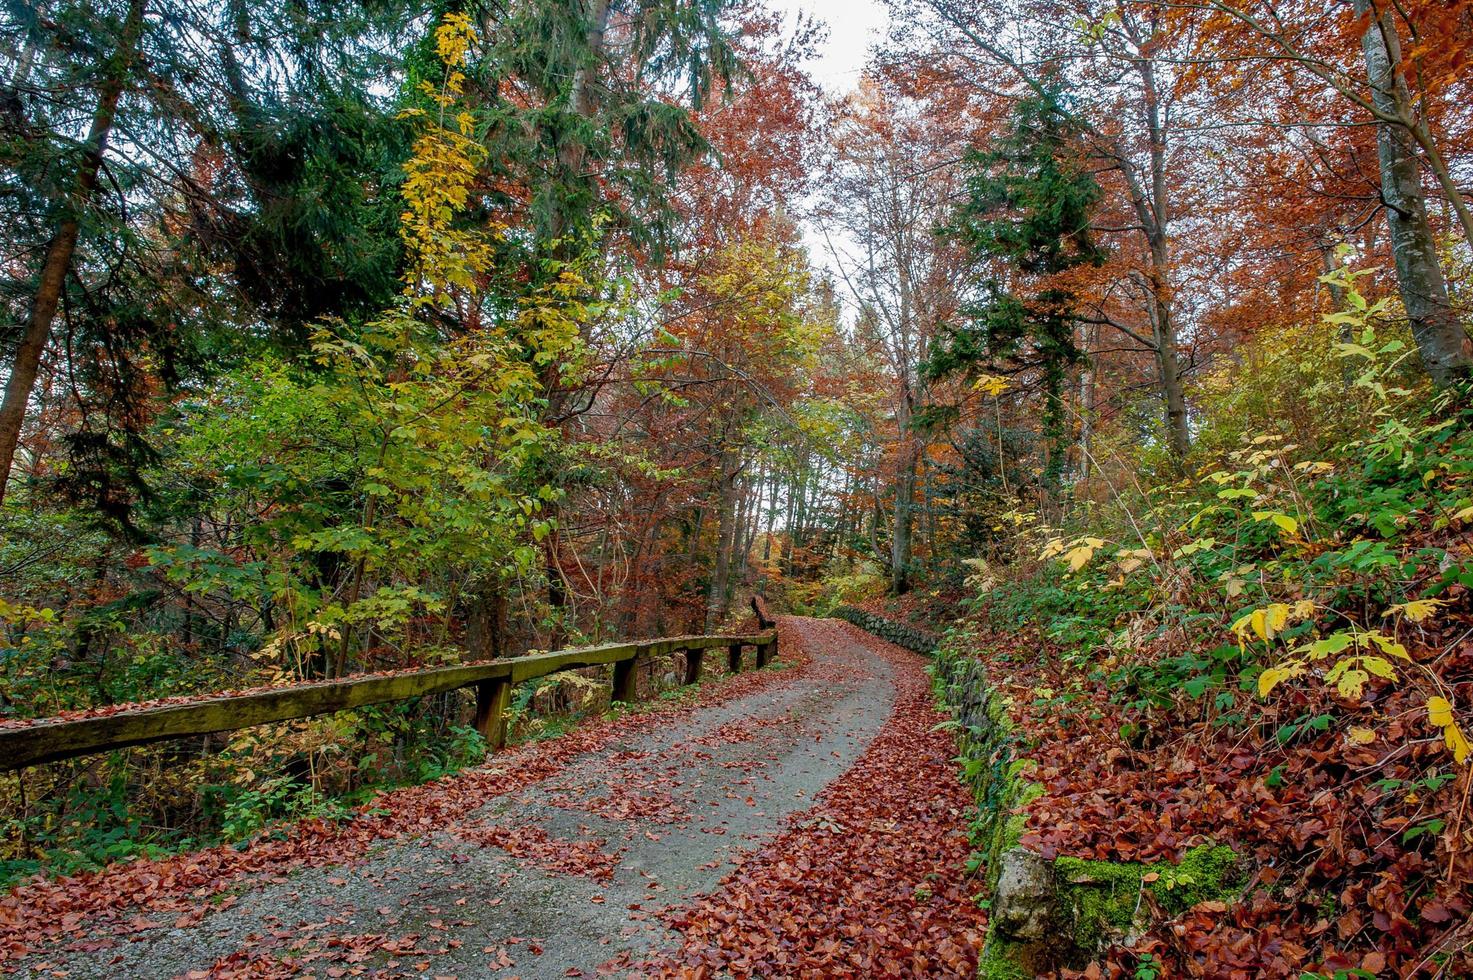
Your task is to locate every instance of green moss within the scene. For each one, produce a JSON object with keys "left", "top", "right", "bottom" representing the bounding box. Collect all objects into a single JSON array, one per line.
[
  {"left": 977, "top": 938, "right": 1033, "bottom": 980},
  {"left": 1152, "top": 844, "right": 1242, "bottom": 912},
  {"left": 1053, "top": 844, "right": 1244, "bottom": 951}
]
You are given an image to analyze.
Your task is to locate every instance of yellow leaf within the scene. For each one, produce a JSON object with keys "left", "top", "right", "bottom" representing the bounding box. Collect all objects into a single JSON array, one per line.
[
  {"left": 1386, "top": 598, "right": 1446, "bottom": 624},
  {"left": 1264, "top": 603, "right": 1290, "bottom": 640},
  {"left": 1334, "top": 667, "right": 1369, "bottom": 700},
  {"left": 1347, "top": 727, "right": 1376, "bottom": 746},
  {"left": 1367, "top": 631, "right": 1410, "bottom": 661},
  {"left": 1428, "top": 696, "right": 1455, "bottom": 728},
  {"left": 1360, "top": 655, "right": 1397, "bottom": 681},
  {"left": 971, "top": 373, "right": 1009, "bottom": 396},
  {"left": 1250, "top": 510, "right": 1300, "bottom": 536},
  {"left": 1445, "top": 723, "right": 1471, "bottom": 765},
  {"left": 1258, "top": 663, "right": 1303, "bottom": 697}
]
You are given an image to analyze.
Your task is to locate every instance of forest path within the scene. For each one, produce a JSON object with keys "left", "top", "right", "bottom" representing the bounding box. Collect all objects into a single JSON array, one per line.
[{"left": 13, "top": 618, "right": 983, "bottom": 979}]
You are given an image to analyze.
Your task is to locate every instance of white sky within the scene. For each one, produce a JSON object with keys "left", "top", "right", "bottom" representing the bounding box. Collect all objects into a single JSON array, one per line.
[
  {"left": 776, "top": 0, "right": 892, "bottom": 304},
  {"left": 782, "top": 0, "right": 891, "bottom": 95}
]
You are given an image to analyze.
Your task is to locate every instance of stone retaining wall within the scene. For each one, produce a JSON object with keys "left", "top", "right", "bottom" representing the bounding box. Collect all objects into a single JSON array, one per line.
[
  {"left": 929, "top": 634, "right": 1243, "bottom": 977},
  {"left": 831, "top": 606, "right": 939, "bottom": 655}
]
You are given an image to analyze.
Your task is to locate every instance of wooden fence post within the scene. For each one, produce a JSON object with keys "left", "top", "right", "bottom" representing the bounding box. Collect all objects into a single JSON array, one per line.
[
  {"left": 473, "top": 677, "right": 512, "bottom": 751},
  {"left": 684, "top": 648, "right": 702, "bottom": 685},
  {"left": 727, "top": 642, "right": 742, "bottom": 673},
  {"left": 612, "top": 654, "right": 639, "bottom": 703}
]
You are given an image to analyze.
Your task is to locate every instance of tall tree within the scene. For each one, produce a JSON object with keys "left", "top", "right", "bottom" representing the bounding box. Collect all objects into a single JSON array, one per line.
[
  {"left": 824, "top": 78, "right": 967, "bottom": 593},
  {"left": 931, "top": 88, "right": 1108, "bottom": 494},
  {"left": 1185, "top": 0, "right": 1473, "bottom": 385},
  {"left": 0, "top": 0, "right": 416, "bottom": 509}
]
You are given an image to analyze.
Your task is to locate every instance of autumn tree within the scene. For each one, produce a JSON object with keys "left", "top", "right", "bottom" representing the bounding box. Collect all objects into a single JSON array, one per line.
[
  {"left": 887, "top": 0, "right": 1211, "bottom": 459},
  {"left": 824, "top": 78, "right": 968, "bottom": 593},
  {"left": 1182, "top": 0, "right": 1473, "bottom": 384}
]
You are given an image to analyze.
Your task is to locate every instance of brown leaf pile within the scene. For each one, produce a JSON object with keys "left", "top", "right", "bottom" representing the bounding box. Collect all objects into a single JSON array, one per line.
[{"left": 970, "top": 624, "right": 1473, "bottom": 978}]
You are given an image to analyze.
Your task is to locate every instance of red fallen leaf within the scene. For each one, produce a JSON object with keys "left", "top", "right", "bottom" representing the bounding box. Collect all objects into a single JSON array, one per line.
[{"left": 1420, "top": 902, "right": 1452, "bottom": 923}]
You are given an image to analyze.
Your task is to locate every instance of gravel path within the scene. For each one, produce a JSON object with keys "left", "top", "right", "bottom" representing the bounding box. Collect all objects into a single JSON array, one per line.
[{"left": 12, "top": 617, "right": 917, "bottom": 980}]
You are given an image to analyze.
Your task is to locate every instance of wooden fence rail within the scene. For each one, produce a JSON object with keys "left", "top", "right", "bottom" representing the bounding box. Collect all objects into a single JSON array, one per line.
[{"left": 0, "top": 627, "right": 778, "bottom": 771}]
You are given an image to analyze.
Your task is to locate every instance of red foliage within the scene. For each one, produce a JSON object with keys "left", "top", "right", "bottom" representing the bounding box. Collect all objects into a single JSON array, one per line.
[{"left": 965, "top": 624, "right": 1473, "bottom": 978}]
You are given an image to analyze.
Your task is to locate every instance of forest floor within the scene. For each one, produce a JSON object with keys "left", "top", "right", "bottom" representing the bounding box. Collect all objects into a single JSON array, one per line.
[{"left": 3, "top": 618, "right": 983, "bottom": 979}]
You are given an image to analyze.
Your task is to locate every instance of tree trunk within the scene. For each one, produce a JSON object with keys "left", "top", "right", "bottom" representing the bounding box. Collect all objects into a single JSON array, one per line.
[
  {"left": 465, "top": 586, "right": 508, "bottom": 660},
  {"left": 551, "top": 0, "right": 612, "bottom": 241},
  {"left": 1150, "top": 280, "right": 1191, "bottom": 460},
  {"left": 0, "top": 0, "right": 144, "bottom": 506},
  {"left": 1078, "top": 321, "right": 1097, "bottom": 483},
  {"left": 760, "top": 466, "right": 778, "bottom": 563},
  {"left": 1356, "top": 0, "right": 1471, "bottom": 385},
  {"left": 704, "top": 448, "right": 740, "bottom": 631},
  {"left": 890, "top": 436, "right": 917, "bottom": 595}
]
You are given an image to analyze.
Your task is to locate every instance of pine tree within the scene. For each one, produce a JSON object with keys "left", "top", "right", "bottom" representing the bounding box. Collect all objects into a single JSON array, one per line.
[{"left": 931, "top": 88, "right": 1107, "bottom": 494}]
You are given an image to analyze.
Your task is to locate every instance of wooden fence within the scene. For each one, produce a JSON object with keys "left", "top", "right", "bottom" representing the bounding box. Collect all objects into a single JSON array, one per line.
[{"left": 0, "top": 625, "right": 778, "bottom": 771}]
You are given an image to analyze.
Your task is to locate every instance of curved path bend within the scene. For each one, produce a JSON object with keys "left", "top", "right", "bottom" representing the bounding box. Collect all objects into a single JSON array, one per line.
[{"left": 8, "top": 617, "right": 983, "bottom": 979}]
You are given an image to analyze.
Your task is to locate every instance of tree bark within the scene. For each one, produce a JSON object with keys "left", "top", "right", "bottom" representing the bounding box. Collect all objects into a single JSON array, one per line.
[
  {"left": 1138, "top": 52, "right": 1191, "bottom": 460},
  {"left": 704, "top": 447, "right": 740, "bottom": 631},
  {"left": 0, "top": 0, "right": 144, "bottom": 506},
  {"left": 1355, "top": 0, "right": 1471, "bottom": 385},
  {"left": 890, "top": 415, "right": 917, "bottom": 596}
]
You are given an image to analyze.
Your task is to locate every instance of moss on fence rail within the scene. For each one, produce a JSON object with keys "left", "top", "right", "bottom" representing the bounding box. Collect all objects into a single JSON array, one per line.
[{"left": 0, "top": 630, "right": 777, "bottom": 770}]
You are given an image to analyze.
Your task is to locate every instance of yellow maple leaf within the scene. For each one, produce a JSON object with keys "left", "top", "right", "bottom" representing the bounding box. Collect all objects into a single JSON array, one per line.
[{"left": 1334, "top": 667, "right": 1370, "bottom": 700}]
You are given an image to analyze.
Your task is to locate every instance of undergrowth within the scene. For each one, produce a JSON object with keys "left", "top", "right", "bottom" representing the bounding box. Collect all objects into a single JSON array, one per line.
[{"left": 937, "top": 269, "right": 1473, "bottom": 975}]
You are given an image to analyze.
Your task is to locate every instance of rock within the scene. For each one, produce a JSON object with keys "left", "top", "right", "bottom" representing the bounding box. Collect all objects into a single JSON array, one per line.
[{"left": 990, "top": 847, "right": 1058, "bottom": 942}]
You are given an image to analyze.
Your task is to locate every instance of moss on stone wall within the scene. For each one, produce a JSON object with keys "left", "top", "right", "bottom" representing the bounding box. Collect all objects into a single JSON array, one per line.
[
  {"left": 1053, "top": 845, "right": 1242, "bottom": 953},
  {"left": 917, "top": 632, "right": 1246, "bottom": 978},
  {"left": 831, "top": 606, "right": 939, "bottom": 654}
]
